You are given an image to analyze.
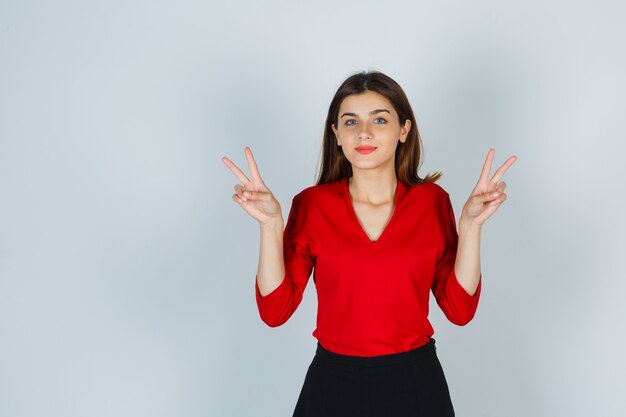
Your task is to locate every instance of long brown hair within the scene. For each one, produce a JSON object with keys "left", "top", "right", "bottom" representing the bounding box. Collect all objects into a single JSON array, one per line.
[{"left": 315, "top": 70, "right": 442, "bottom": 187}]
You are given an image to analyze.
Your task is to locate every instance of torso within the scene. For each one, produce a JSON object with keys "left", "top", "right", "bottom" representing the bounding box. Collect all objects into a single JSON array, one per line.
[
  {"left": 347, "top": 176, "right": 398, "bottom": 242},
  {"left": 350, "top": 200, "right": 395, "bottom": 242},
  {"left": 264, "top": 176, "right": 472, "bottom": 356}
]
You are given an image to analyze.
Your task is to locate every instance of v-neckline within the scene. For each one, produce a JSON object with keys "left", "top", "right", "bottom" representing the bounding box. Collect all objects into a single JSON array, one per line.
[{"left": 341, "top": 176, "right": 406, "bottom": 243}]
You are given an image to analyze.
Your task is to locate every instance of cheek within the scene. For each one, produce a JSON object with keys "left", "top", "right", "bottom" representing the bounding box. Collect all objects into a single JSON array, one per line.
[
  {"left": 337, "top": 127, "right": 356, "bottom": 139},
  {"left": 376, "top": 127, "right": 400, "bottom": 140}
]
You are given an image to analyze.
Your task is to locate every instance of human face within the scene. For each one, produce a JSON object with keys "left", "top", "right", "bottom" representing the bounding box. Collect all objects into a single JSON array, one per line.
[{"left": 332, "top": 91, "right": 411, "bottom": 175}]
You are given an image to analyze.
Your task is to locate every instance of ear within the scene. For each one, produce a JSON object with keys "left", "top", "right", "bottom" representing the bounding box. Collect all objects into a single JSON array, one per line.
[
  {"left": 399, "top": 119, "right": 411, "bottom": 143},
  {"left": 332, "top": 123, "right": 340, "bottom": 146}
]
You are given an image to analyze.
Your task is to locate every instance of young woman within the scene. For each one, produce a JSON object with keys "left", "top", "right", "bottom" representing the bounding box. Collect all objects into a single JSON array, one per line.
[{"left": 222, "top": 71, "right": 516, "bottom": 417}]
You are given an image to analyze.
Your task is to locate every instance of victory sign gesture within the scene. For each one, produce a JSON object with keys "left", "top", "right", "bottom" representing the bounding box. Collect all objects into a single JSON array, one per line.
[
  {"left": 222, "top": 146, "right": 283, "bottom": 226},
  {"left": 461, "top": 148, "right": 517, "bottom": 227}
]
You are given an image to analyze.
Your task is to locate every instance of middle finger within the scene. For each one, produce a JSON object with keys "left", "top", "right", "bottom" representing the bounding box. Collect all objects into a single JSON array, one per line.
[{"left": 490, "top": 155, "right": 517, "bottom": 184}]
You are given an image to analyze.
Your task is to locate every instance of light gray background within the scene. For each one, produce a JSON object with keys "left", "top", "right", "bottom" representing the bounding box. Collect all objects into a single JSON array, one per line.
[{"left": 1, "top": 0, "right": 625, "bottom": 416}]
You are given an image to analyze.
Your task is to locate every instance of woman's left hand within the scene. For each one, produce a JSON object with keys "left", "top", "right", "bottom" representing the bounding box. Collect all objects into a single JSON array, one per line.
[{"left": 461, "top": 148, "right": 517, "bottom": 227}]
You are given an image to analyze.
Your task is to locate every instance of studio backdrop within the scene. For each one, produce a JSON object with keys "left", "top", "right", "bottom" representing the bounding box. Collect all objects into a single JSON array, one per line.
[{"left": 1, "top": 1, "right": 625, "bottom": 416}]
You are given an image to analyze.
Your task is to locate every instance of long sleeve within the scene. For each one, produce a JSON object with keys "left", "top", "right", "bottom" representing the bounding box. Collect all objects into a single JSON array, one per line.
[
  {"left": 431, "top": 191, "right": 481, "bottom": 326},
  {"left": 255, "top": 194, "right": 315, "bottom": 327}
]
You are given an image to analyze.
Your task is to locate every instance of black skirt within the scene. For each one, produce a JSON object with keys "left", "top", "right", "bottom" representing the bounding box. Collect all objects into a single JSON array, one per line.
[{"left": 292, "top": 338, "right": 455, "bottom": 417}]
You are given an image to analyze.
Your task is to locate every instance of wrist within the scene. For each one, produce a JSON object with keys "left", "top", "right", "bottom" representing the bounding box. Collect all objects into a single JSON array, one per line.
[
  {"left": 260, "top": 216, "right": 284, "bottom": 232},
  {"left": 459, "top": 215, "right": 481, "bottom": 235}
]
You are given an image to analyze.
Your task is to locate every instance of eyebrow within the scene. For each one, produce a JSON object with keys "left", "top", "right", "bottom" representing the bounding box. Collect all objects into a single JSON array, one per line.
[{"left": 340, "top": 109, "right": 391, "bottom": 118}]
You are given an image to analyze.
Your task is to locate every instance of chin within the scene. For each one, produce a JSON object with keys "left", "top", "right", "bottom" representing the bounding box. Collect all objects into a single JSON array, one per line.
[
  {"left": 350, "top": 162, "right": 384, "bottom": 171},
  {"left": 348, "top": 156, "right": 393, "bottom": 170}
]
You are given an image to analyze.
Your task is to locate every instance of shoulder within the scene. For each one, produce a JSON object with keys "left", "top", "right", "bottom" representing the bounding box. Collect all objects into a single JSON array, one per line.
[
  {"left": 292, "top": 179, "right": 344, "bottom": 206},
  {"left": 405, "top": 180, "right": 450, "bottom": 202}
]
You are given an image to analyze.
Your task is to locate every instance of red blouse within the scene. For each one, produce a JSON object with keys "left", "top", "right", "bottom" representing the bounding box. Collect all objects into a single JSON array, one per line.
[{"left": 255, "top": 176, "right": 482, "bottom": 357}]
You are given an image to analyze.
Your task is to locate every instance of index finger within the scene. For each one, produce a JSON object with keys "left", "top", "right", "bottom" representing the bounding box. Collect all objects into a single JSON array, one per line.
[
  {"left": 245, "top": 147, "right": 263, "bottom": 183},
  {"left": 222, "top": 156, "right": 251, "bottom": 185},
  {"left": 478, "top": 148, "right": 495, "bottom": 183}
]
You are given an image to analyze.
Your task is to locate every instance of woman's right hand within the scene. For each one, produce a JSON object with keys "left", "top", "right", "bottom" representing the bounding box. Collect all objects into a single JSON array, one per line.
[{"left": 222, "top": 146, "right": 283, "bottom": 226}]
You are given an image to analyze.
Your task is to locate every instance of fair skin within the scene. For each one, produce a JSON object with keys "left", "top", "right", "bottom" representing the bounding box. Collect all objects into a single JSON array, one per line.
[
  {"left": 222, "top": 92, "right": 517, "bottom": 297},
  {"left": 331, "top": 91, "right": 411, "bottom": 242},
  {"left": 221, "top": 147, "right": 285, "bottom": 296}
]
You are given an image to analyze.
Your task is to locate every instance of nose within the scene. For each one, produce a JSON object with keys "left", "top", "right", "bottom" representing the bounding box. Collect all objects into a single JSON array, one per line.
[{"left": 357, "top": 123, "right": 372, "bottom": 140}]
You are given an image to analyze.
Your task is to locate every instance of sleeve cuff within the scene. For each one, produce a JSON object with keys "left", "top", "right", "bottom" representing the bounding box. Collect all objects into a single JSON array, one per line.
[
  {"left": 449, "top": 270, "right": 482, "bottom": 304},
  {"left": 255, "top": 275, "right": 291, "bottom": 327},
  {"left": 255, "top": 274, "right": 288, "bottom": 303}
]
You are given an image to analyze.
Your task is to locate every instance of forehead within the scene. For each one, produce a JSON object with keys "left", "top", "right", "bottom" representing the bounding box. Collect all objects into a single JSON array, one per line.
[{"left": 339, "top": 91, "right": 396, "bottom": 116}]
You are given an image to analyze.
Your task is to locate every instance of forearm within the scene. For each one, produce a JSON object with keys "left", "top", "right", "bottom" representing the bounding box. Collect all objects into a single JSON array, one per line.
[
  {"left": 454, "top": 216, "right": 482, "bottom": 296},
  {"left": 256, "top": 218, "right": 286, "bottom": 297}
]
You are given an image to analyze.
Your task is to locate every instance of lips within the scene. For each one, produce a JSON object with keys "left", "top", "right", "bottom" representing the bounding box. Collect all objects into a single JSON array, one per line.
[{"left": 355, "top": 146, "right": 377, "bottom": 154}]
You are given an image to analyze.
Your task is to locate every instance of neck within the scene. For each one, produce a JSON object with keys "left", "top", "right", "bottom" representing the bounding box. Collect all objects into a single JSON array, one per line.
[{"left": 348, "top": 169, "right": 398, "bottom": 204}]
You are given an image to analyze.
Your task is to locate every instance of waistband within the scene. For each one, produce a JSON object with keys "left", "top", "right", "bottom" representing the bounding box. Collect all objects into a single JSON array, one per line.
[{"left": 315, "top": 338, "right": 436, "bottom": 368}]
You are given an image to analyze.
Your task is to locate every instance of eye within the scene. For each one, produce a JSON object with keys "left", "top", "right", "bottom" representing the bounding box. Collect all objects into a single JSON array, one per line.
[
  {"left": 345, "top": 119, "right": 357, "bottom": 126},
  {"left": 374, "top": 117, "right": 387, "bottom": 124}
]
